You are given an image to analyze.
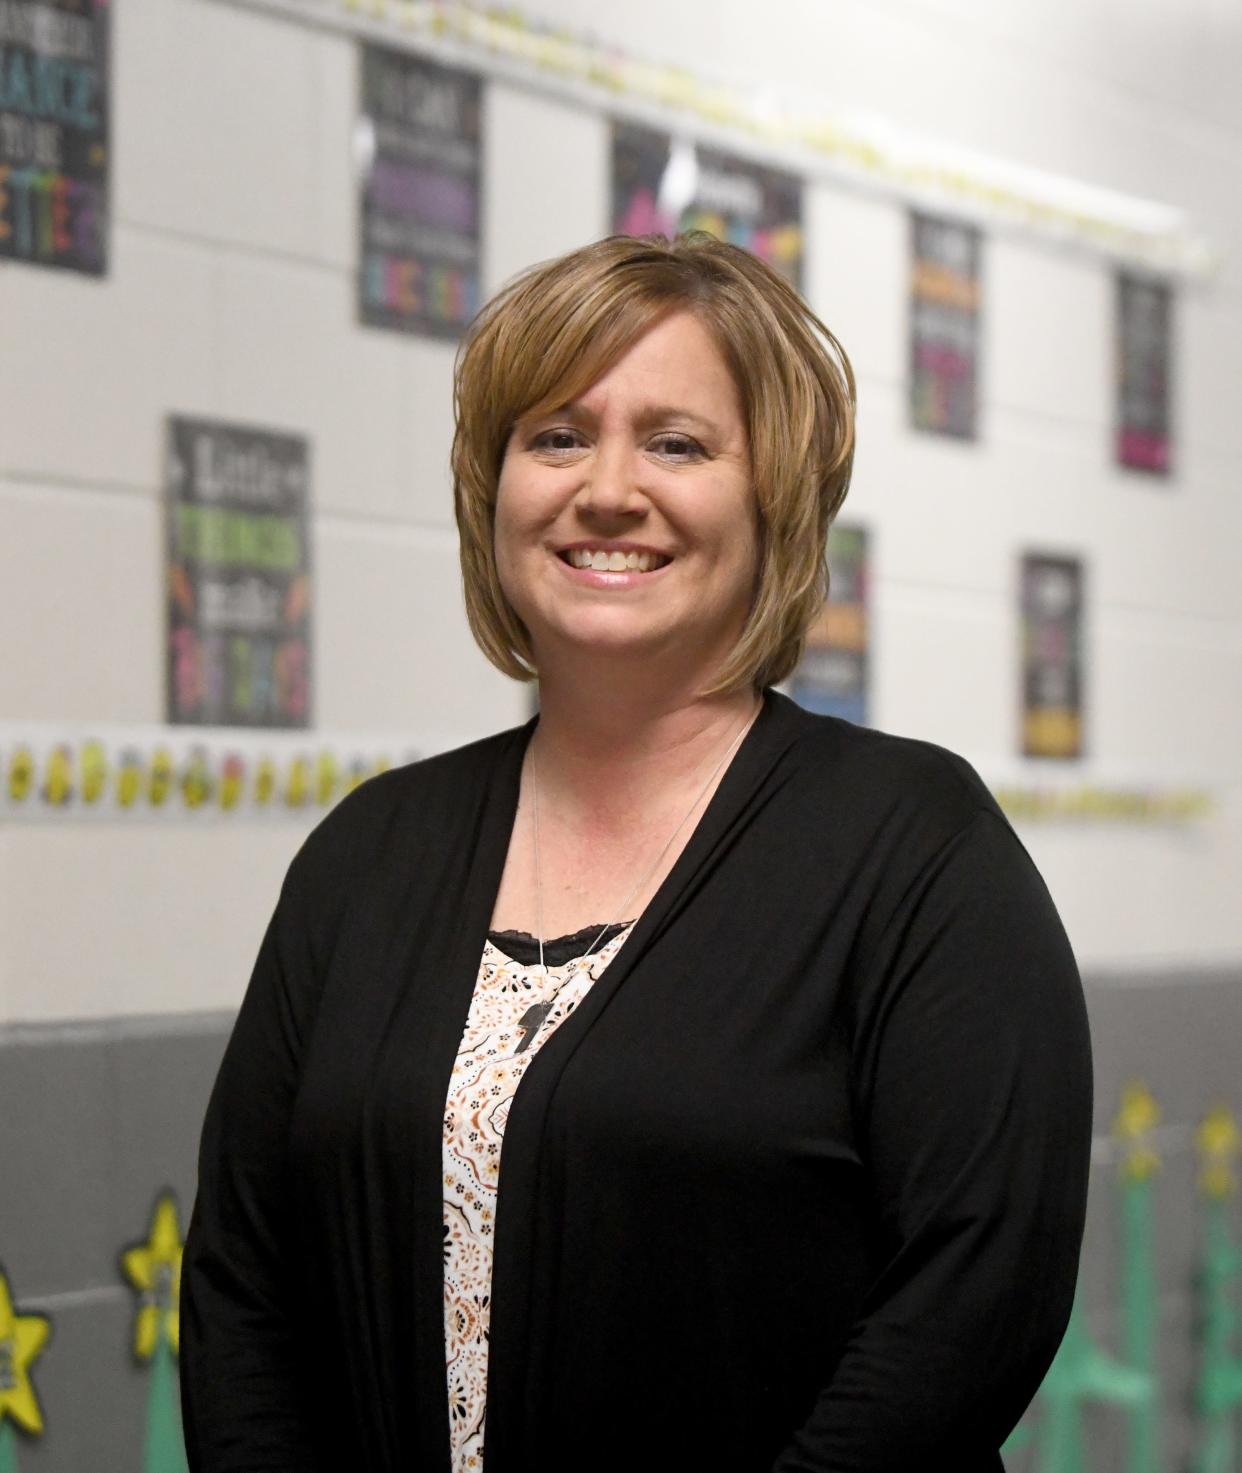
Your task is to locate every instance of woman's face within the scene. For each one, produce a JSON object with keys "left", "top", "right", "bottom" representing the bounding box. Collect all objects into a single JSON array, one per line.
[{"left": 494, "top": 310, "right": 758, "bottom": 683}]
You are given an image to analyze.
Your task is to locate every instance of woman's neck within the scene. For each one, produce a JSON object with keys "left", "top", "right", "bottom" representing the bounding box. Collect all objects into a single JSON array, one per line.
[{"left": 529, "top": 678, "right": 761, "bottom": 823}]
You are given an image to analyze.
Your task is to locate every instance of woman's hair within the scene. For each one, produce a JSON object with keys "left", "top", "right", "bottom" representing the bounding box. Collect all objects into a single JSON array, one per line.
[{"left": 452, "top": 232, "right": 856, "bottom": 694}]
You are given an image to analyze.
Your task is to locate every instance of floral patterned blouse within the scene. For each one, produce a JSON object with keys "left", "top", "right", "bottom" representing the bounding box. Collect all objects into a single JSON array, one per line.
[{"left": 442, "top": 921, "right": 633, "bottom": 1473}]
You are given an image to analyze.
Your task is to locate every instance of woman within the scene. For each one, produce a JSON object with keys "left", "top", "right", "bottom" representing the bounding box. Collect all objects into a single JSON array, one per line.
[{"left": 181, "top": 233, "right": 1093, "bottom": 1473}]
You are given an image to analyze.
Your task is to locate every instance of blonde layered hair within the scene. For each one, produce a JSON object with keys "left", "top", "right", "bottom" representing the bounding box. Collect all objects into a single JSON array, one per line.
[{"left": 452, "top": 233, "right": 856, "bottom": 694}]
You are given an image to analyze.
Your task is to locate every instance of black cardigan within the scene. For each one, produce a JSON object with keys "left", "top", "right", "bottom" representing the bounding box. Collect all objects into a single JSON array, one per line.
[{"left": 181, "top": 691, "right": 1093, "bottom": 1473}]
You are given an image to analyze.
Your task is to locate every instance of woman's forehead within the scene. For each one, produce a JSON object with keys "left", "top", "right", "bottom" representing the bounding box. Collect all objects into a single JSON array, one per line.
[{"left": 513, "top": 310, "right": 743, "bottom": 427}]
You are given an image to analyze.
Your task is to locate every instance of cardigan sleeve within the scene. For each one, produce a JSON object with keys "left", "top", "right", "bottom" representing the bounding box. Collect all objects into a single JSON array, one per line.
[
  {"left": 772, "top": 808, "right": 1093, "bottom": 1472},
  {"left": 179, "top": 859, "right": 326, "bottom": 1473}
]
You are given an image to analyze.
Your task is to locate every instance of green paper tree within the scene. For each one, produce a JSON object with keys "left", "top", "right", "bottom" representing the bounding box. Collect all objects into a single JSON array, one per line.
[
  {"left": 1045, "top": 1297, "right": 1153, "bottom": 1473},
  {"left": 120, "top": 1193, "right": 189, "bottom": 1473},
  {"left": 1115, "top": 1080, "right": 1161, "bottom": 1473},
  {"left": 1007, "top": 1081, "right": 1162, "bottom": 1472},
  {"left": 1016, "top": 1292, "right": 1154, "bottom": 1473},
  {"left": 1193, "top": 1106, "right": 1242, "bottom": 1473}
]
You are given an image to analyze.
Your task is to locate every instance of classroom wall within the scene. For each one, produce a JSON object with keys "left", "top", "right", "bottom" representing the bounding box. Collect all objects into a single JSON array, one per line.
[{"left": 2, "top": 0, "right": 1240, "bottom": 1468}]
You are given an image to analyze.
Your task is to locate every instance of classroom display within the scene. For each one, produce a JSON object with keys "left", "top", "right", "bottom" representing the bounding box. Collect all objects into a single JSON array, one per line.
[
  {"left": 612, "top": 119, "right": 803, "bottom": 288},
  {"left": 790, "top": 523, "right": 868, "bottom": 724},
  {"left": 165, "top": 416, "right": 313, "bottom": 730},
  {"left": 357, "top": 43, "right": 482, "bottom": 337},
  {"left": 909, "top": 211, "right": 982, "bottom": 439},
  {"left": 0, "top": 0, "right": 109, "bottom": 275},
  {"left": 1021, "top": 553, "right": 1085, "bottom": 761},
  {"left": 1116, "top": 272, "right": 1173, "bottom": 475}
]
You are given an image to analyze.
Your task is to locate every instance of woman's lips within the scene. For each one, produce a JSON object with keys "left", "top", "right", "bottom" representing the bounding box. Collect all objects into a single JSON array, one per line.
[
  {"left": 558, "top": 547, "right": 672, "bottom": 573},
  {"left": 553, "top": 547, "right": 674, "bottom": 587}
]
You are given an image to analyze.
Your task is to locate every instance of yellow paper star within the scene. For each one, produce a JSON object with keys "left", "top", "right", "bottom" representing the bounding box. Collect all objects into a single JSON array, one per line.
[
  {"left": 120, "top": 1194, "right": 183, "bottom": 1360},
  {"left": 0, "top": 1268, "right": 51, "bottom": 1435},
  {"left": 1114, "top": 1079, "right": 1162, "bottom": 1183},
  {"left": 1197, "top": 1105, "right": 1240, "bottom": 1199}
]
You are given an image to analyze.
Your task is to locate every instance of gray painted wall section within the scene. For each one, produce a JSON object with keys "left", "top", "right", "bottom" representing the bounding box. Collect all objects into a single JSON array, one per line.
[
  {"left": 0, "top": 1013, "right": 231, "bottom": 1473},
  {"left": 3, "top": 971, "right": 1241, "bottom": 1470}
]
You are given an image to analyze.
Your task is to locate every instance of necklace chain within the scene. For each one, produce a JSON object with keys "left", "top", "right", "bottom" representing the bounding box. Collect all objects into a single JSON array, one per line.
[{"left": 529, "top": 701, "right": 760, "bottom": 974}]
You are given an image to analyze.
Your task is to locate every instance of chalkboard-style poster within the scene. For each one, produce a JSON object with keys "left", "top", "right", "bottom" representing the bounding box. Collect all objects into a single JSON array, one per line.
[
  {"left": 790, "top": 524, "right": 868, "bottom": 724},
  {"left": 166, "top": 417, "right": 312, "bottom": 729},
  {"left": 1116, "top": 272, "right": 1172, "bottom": 475},
  {"left": 910, "top": 212, "right": 981, "bottom": 439},
  {"left": 1021, "top": 552, "right": 1084, "bottom": 760},
  {"left": 612, "top": 121, "right": 803, "bottom": 289},
  {"left": 0, "top": 0, "right": 109, "bottom": 275},
  {"left": 357, "top": 44, "right": 481, "bottom": 337}
]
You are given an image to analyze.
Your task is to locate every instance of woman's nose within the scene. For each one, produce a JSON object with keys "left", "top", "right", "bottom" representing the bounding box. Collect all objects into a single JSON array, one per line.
[{"left": 576, "top": 441, "right": 646, "bottom": 519}]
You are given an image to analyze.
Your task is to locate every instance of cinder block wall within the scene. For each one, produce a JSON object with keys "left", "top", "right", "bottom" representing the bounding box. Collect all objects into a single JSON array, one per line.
[{"left": 2, "top": 1, "right": 1241, "bottom": 1469}]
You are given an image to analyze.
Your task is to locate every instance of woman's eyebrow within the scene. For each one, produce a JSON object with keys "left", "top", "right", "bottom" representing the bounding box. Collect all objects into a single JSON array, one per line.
[
  {"left": 536, "top": 400, "right": 722, "bottom": 435},
  {"left": 631, "top": 404, "right": 721, "bottom": 435}
]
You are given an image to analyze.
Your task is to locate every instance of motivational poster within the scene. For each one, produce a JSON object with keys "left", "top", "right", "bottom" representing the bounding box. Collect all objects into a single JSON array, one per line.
[
  {"left": 357, "top": 43, "right": 481, "bottom": 337},
  {"left": 165, "top": 417, "right": 312, "bottom": 729},
  {"left": 909, "top": 212, "right": 981, "bottom": 439},
  {"left": 0, "top": 0, "right": 109, "bottom": 274},
  {"left": 1020, "top": 553, "right": 1084, "bottom": 760},
  {"left": 790, "top": 523, "right": 868, "bottom": 724},
  {"left": 1116, "top": 272, "right": 1172, "bottom": 475},
  {"left": 612, "top": 120, "right": 803, "bottom": 289}
]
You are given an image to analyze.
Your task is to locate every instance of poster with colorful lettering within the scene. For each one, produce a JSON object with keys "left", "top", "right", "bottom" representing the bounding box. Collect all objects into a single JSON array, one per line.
[
  {"left": 165, "top": 417, "right": 312, "bottom": 730},
  {"left": 611, "top": 121, "right": 803, "bottom": 289},
  {"left": 357, "top": 43, "right": 481, "bottom": 337},
  {"left": 1116, "top": 272, "right": 1172, "bottom": 475},
  {"left": 1020, "top": 552, "right": 1084, "bottom": 760},
  {"left": 790, "top": 524, "right": 868, "bottom": 724},
  {"left": 910, "top": 212, "right": 981, "bottom": 439},
  {"left": 0, "top": 0, "right": 109, "bottom": 275}
]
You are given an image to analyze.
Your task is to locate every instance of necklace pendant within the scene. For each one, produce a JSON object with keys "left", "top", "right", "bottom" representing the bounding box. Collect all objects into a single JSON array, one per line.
[{"left": 515, "top": 1000, "right": 554, "bottom": 1054}]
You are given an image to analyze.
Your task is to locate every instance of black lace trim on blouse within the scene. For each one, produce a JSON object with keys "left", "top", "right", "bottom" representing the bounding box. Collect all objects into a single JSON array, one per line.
[{"left": 486, "top": 921, "right": 633, "bottom": 968}]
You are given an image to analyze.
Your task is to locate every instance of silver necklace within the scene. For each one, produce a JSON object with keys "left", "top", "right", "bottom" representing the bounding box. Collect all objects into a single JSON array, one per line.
[{"left": 528, "top": 700, "right": 761, "bottom": 977}]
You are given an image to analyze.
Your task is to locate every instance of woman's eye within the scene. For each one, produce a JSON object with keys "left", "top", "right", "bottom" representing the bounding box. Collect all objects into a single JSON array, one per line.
[
  {"left": 533, "top": 429, "right": 582, "bottom": 453},
  {"left": 652, "top": 434, "right": 704, "bottom": 460}
]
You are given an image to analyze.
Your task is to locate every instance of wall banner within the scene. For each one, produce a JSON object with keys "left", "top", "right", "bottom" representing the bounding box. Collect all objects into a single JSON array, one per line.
[
  {"left": 791, "top": 523, "right": 868, "bottom": 725},
  {"left": 0, "top": 0, "right": 109, "bottom": 275},
  {"left": 357, "top": 43, "right": 482, "bottom": 337},
  {"left": 612, "top": 119, "right": 803, "bottom": 289},
  {"left": 1116, "top": 272, "right": 1172, "bottom": 475},
  {"left": 910, "top": 212, "right": 981, "bottom": 440},
  {"left": 165, "top": 416, "right": 312, "bottom": 729},
  {"left": 1021, "top": 552, "right": 1085, "bottom": 760}
]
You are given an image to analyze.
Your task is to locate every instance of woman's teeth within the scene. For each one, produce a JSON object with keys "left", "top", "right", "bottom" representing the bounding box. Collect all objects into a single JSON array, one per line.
[{"left": 564, "top": 548, "right": 664, "bottom": 572}]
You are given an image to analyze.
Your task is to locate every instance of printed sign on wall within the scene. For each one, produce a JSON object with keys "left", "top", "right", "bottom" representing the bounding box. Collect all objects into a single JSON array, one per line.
[
  {"left": 357, "top": 44, "right": 482, "bottom": 337},
  {"left": 1116, "top": 272, "right": 1172, "bottom": 475},
  {"left": 165, "top": 417, "right": 312, "bottom": 729},
  {"left": 1021, "top": 552, "right": 1084, "bottom": 760},
  {"left": 910, "top": 212, "right": 981, "bottom": 439},
  {"left": 612, "top": 121, "right": 803, "bottom": 288},
  {"left": 790, "top": 523, "right": 868, "bottom": 725},
  {"left": 0, "top": 0, "right": 109, "bottom": 275}
]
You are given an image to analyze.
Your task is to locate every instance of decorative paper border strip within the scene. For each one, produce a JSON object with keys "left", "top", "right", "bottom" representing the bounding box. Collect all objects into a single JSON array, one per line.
[
  {"left": 209, "top": 0, "right": 1217, "bottom": 278},
  {"left": 0, "top": 726, "right": 1216, "bottom": 824},
  {"left": 0, "top": 724, "right": 421, "bottom": 821},
  {"left": 992, "top": 783, "right": 1215, "bottom": 824}
]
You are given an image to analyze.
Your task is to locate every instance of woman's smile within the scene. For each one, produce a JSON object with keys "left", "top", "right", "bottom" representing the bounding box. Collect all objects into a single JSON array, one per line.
[{"left": 553, "top": 539, "right": 675, "bottom": 586}]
